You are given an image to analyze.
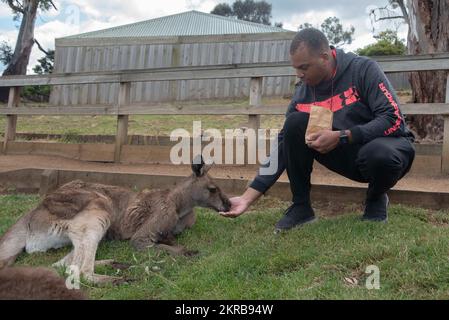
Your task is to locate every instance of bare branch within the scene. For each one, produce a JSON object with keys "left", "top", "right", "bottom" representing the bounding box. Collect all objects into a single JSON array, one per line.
[
  {"left": 34, "top": 39, "right": 49, "bottom": 56},
  {"left": 48, "top": 0, "right": 57, "bottom": 10},
  {"left": 394, "top": 0, "right": 409, "bottom": 25},
  {"left": 375, "top": 15, "right": 406, "bottom": 21},
  {"left": 368, "top": 2, "right": 408, "bottom": 32}
]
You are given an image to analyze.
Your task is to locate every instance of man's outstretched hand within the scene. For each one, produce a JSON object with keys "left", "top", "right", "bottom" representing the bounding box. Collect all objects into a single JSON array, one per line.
[{"left": 219, "top": 196, "right": 250, "bottom": 218}]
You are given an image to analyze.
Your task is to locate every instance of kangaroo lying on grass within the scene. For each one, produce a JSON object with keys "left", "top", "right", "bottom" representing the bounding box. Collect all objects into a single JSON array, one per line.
[
  {"left": 0, "top": 160, "right": 231, "bottom": 284},
  {"left": 0, "top": 267, "right": 87, "bottom": 300}
]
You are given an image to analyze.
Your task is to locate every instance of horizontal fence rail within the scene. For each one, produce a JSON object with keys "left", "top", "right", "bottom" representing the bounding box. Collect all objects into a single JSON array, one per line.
[
  {"left": 1, "top": 53, "right": 449, "bottom": 87},
  {"left": 0, "top": 103, "right": 448, "bottom": 116},
  {"left": 0, "top": 53, "right": 449, "bottom": 172}
]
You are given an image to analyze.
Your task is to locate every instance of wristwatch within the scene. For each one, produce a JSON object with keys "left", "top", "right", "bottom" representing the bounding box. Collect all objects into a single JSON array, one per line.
[{"left": 339, "top": 130, "right": 349, "bottom": 145}]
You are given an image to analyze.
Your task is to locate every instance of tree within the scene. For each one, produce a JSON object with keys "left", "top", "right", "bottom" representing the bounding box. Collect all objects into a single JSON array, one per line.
[
  {"left": 298, "top": 17, "right": 355, "bottom": 48},
  {"left": 369, "top": 0, "right": 449, "bottom": 141},
  {"left": 298, "top": 22, "right": 313, "bottom": 30},
  {"left": 32, "top": 48, "right": 53, "bottom": 74},
  {"left": 211, "top": 0, "right": 274, "bottom": 26},
  {"left": 210, "top": 3, "right": 233, "bottom": 17},
  {"left": 0, "top": 0, "right": 57, "bottom": 101},
  {"left": 0, "top": 41, "right": 13, "bottom": 66},
  {"left": 21, "top": 48, "right": 53, "bottom": 102},
  {"left": 232, "top": 0, "right": 271, "bottom": 25},
  {"left": 274, "top": 22, "right": 283, "bottom": 28},
  {"left": 356, "top": 30, "right": 406, "bottom": 56},
  {"left": 320, "top": 17, "right": 355, "bottom": 47}
]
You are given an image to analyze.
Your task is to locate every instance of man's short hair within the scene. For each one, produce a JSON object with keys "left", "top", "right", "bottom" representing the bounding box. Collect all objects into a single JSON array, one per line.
[{"left": 290, "top": 28, "right": 329, "bottom": 55}]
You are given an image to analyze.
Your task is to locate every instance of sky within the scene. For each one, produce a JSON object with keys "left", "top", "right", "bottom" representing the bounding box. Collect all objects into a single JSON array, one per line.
[{"left": 0, "top": 0, "right": 408, "bottom": 74}]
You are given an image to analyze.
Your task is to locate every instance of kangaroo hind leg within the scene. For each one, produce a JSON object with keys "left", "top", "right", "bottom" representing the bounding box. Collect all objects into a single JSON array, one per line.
[{"left": 66, "top": 208, "right": 122, "bottom": 285}]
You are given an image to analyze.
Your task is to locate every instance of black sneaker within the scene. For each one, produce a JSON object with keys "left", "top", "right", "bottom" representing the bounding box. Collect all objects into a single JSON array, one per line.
[
  {"left": 275, "top": 203, "right": 316, "bottom": 231},
  {"left": 362, "top": 193, "right": 389, "bottom": 222}
]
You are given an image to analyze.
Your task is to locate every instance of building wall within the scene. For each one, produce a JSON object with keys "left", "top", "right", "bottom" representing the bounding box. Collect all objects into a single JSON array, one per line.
[{"left": 51, "top": 34, "right": 296, "bottom": 105}]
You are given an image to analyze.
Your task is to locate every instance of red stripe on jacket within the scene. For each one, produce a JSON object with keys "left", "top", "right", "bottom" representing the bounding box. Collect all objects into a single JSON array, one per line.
[{"left": 296, "top": 87, "right": 360, "bottom": 113}]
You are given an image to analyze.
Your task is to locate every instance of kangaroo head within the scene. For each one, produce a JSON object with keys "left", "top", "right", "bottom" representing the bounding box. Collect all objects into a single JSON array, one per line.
[{"left": 190, "top": 157, "right": 231, "bottom": 213}]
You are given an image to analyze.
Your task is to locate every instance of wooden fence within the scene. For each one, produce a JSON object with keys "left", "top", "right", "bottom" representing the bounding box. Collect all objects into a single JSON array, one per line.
[{"left": 0, "top": 53, "right": 449, "bottom": 172}]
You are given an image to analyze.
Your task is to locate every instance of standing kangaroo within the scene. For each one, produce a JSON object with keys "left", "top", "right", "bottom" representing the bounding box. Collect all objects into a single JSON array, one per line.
[{"left": 0, "top": 160, "right": 231, "bottom": 284}]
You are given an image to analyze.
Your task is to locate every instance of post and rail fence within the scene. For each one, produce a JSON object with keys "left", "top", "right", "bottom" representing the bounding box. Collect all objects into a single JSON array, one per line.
[{"left": 0, "top": 53, "right": 448, "bottom": 172}]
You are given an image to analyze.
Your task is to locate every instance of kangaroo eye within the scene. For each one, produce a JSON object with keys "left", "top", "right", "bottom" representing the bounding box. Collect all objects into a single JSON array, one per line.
[{"left": 208, "top": 187, "right": 217, "bottom": 193}]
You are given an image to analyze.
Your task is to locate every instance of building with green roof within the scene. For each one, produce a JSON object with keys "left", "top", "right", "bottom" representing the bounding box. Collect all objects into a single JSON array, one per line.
[{"left": 52, "top": 10, "right": 296, "bottom": 105}]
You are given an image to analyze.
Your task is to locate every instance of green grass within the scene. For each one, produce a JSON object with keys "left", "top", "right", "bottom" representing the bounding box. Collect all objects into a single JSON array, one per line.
[
  {"left": 0, "top": 98, "right": 286, "bottom": 138},
  {"left": 0, "top": 113, "right": 285, "bottom": 138},
  {"left": 0, "top": 92, "right": 412, "bottom": 139},
  {"left": 1, "top": 194, "right": 449, "bottom": 299}
]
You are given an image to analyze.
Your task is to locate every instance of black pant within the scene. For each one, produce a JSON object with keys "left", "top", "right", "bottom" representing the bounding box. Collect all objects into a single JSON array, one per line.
[{"left": 283, "top": 112, "right": 415, "bottom": 204}]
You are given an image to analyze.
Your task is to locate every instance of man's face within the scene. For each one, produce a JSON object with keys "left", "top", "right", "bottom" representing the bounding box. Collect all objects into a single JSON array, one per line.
[{"left": 290, "top": 44, "right": 329, "bottom": 87}]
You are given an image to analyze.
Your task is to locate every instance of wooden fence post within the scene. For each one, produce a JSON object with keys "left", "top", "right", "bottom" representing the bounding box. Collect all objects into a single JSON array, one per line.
[
  {"left": 2, "top": 87, "right": 21, "bottom": 154},
  {"left": 114, "top": 82, "right": 130, "bottom": 162},
  {"left": 249, "top": 77, "right": 262, "bottom": 131},
  {"left": 442, "top": 74, "right": 449, "bottom": 174}
]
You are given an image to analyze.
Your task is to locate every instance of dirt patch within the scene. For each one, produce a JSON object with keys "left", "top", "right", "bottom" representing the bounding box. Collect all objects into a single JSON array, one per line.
[
  {"left": 248, "top": 195, "right": 364, "bottom": 218},
  {"left": 312, "top": 201, "right": 364, "bottom": 217}
]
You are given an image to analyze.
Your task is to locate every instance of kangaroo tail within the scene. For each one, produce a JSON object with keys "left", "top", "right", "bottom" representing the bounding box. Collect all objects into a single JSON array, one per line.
[{"left": 0, "top": 214, "right": 30, "bottom": 269}]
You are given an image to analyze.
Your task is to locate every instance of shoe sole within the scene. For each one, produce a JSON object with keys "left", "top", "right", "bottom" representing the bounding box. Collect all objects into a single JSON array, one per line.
[
  {"left": 361, "top": 216, "right": 388, "bottom": 223},
  {"left": 274, "top": 216, "right": 318, "bottom": 234}
]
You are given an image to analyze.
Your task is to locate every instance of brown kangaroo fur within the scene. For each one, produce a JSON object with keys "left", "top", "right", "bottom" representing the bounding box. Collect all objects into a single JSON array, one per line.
[
  {"left": 0, "top": 160, "right": 230, "bottom": 285},
  {"left": 0, "top": 267, "right": 86, "bottom": 300}
]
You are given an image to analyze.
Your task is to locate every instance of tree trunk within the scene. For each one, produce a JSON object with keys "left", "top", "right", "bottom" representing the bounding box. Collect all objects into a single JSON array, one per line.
[
  {"left": 0, "top": 0, "right": 39, "bottom": 102},
  {"left": 406, "top": 0, "right": 449, "bottom": 142}
]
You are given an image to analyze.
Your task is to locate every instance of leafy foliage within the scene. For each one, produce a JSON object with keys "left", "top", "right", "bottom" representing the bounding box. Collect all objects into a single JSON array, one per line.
[
  {"left": 211, "top": 0, "right": 278, "bottom": 26},
  {"left": 210, "top": 3, "right": 233, "bottom": 16},
  {"left": 320, "top": 17, "right": 355, "bottom": 47},
  {"left": 0, "top": 41, "right": 13, "bottom": 66},
  {"left": 299, "top": 17, "right": 355, "bottom": 48},
  {"left": 22, "top": 49, "right": 54, "bottom": 102},
  {"left": 356, "top": 30, "right": 406, "bottom": 56},
  {"left": 32, "top": 49, "right": 54, "bottom": 74}
]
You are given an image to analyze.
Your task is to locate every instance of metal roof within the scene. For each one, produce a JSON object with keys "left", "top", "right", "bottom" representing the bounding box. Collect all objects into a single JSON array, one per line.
[{"left": 62, "top": 10, "right": 290, "bottom": 39}]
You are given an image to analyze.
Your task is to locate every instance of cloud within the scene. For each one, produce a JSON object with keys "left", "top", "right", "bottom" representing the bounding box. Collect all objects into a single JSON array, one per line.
[
  {"left": 272, "top": 0, "right": 388, "bottom": 21},
  {"left": 68, "top": 0, "right": 188, "bottom": 22},
  {"left": 0, "top": 5, "right": 12, "bottom": 18},
  {"left": 282, "top": 10, "right": 338, "bottom": 31},
  {"left": 273, "top": 0, "right": 408, "bottom": 51},
  {"left": 186, "top": 0, "right": 220, "bottom": 12}
]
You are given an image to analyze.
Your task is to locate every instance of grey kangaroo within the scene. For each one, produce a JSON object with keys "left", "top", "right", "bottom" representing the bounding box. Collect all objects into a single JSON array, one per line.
[{"left": 0, "top": 160, "right": 231, "bottom": 284}]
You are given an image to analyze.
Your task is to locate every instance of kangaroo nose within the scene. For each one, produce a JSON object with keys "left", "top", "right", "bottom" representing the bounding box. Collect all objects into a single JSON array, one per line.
[{"left": 223, "top": 197, "right": 231, "bottom": 212}]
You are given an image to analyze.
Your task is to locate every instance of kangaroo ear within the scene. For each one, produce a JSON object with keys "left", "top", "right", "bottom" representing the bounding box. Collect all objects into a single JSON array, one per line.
[{"left": 192, "top": 155, "right": 205, "bottom": 177}]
